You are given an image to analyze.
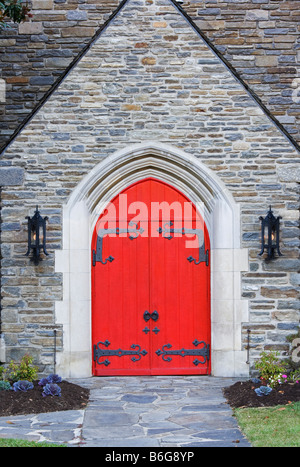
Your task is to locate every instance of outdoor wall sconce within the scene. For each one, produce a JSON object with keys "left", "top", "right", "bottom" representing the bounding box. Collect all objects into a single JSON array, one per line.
[
  {"left": 259, "top": 206, "right": 282, "bottom": 261},
  {"left": 25, "top": 206, "right": 49, "bottom": 265}
]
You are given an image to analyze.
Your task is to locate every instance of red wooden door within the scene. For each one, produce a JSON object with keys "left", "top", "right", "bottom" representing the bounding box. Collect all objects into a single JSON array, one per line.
[{"left": 92, "top": 179, "right": 211, "bottom": 376}]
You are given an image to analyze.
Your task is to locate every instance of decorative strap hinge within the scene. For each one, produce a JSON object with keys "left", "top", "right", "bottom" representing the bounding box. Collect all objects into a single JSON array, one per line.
[
  {"left": 158, "top": 222, "right": 209, "bottom": 266},
  {"left": 93, "top": 221, "right": 144, "bottom": 266},
  {"left": 156, "top": 340, "right": 210, "bottom": 366},
  {"left": 93, "top": 340, "right": 148, "bottom": 367}
]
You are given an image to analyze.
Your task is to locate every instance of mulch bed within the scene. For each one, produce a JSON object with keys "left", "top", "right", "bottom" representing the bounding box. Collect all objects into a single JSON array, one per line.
[
  {"left": 223, "top": 380, "right": 300, "bottom": 409},
  {"left": 2, "top": 378, "right": 300, "bottom": 417},
  {"left": 0, "top": 381, "right": 90, "bottom": 417}
]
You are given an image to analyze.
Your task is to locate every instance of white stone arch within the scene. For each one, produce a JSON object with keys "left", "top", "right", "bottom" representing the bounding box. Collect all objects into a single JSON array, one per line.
[{"left": 55, "top": 142, "right": 249, "bottom": 378}]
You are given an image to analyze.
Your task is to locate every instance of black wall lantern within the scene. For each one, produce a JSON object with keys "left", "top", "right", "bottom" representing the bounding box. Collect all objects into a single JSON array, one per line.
[
  {"left": 259, "top": 206, "right": 282, "bottom": 260},
  {"left": 25, "top": 206, "right": 49, "bottom": 265}
]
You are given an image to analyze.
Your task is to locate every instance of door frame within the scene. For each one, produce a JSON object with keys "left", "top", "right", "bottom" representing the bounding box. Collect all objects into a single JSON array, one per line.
[{"left": 54, "top": 142, "right": 249, "bottom": 379}]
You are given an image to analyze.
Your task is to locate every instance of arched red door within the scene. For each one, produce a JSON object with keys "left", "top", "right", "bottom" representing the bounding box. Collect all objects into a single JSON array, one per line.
[{"left": 92, "top": 179, "right": 211, "bottom": 375}]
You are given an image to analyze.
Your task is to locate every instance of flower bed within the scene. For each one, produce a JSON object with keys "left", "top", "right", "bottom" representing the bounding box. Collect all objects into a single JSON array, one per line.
[
  {"left": 224, "top": 379, "right": 300, "bottom": 408},
  {"left": 0, "top": 380, "right": 90, "bottom": 416}
]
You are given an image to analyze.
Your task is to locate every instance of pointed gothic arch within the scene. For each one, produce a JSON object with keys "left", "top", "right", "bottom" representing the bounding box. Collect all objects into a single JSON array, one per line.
[{"left": 55, "top": 142, "right": 249, "bottom": 378}]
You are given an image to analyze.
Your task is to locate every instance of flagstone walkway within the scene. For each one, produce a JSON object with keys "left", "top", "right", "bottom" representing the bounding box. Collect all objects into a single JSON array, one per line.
[{"left": 0, "top": 376, "right": 251, "bottom": 447}]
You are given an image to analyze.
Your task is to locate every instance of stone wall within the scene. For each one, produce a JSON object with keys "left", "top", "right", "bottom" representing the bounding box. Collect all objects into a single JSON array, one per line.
[
  {"left": 0, "top": 0, "right": 300, "bottom": 152},
  {"left": 0, "top": 0, "right": 120, "bottom": 152},
  {"left": 0, "top": 0, "right": 299, "bottom": 375}
]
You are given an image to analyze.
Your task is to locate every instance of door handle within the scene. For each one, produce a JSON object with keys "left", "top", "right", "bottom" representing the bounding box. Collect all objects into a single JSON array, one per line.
[
  {"left": 143, "top": 311, "right": 151, "bottom": 322},
  {"left": 143, "top": 311, "right": 159, "bottom": 322},
  {"left": 151, "top": 310, "right": 159, "bottom": 322}
]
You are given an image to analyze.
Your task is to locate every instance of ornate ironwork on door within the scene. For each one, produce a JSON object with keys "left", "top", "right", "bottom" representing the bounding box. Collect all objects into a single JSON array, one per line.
[
  {"left": 156, "top": 340, "right": 210, "bottom": 366},
  {"left": 93, "top": 221, "right": 144, "bottom": 266},
  {"left": 143, "top": 310, "right": 159, "bottom": 322},
  {"left": 158, "top": 222, "right": 209, "bottom": 266},
  {"left": 93, "top": 340, "right": 148, "bottom": 367}
]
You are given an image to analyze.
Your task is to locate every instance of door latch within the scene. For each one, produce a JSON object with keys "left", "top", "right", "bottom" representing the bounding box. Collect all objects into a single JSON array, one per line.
[{"left": 143, "top": 311, "right": 159, "bottom": 322}]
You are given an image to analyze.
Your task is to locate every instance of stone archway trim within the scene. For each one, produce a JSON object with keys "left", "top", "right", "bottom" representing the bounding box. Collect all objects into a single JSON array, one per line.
[{"left": 55, "top": 142, "right": 249, "bottom": 378}]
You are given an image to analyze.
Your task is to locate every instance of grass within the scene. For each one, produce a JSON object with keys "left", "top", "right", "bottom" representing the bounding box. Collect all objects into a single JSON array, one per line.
[
  {"left": 235, "top": 401, "right": 300, "bottom": 447},
  {"left": 0, "top": 438, "right": 67, "bottom": 447}
]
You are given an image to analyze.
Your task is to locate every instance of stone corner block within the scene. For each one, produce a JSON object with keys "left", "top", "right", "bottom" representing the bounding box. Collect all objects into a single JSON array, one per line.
[
  {"left": 278, "top": 166, "right": 300, "bottom": 182},
  {"left": 31, "top": 0, "right": 54, "bottom": 9},
  {"left": 0, "top": 336, "right": 6, "bottom": 363},
  {"left": 18, "top": 21, "right": 43, "bottom": 35}
]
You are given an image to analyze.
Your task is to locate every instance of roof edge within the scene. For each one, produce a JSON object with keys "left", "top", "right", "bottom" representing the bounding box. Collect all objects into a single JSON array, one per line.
[
  {"left": 1, "top": 0, "right": 300, "bottom": 155},
  {"left": 169, "top": 0, "right": 300, "bottom": 154},
  {"left": 0, "top": 0, "right": 129, "bottom": 155}
]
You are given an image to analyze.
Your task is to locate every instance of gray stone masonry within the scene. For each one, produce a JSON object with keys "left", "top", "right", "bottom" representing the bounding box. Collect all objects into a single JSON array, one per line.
[
  {"left": 0, "top": 0, "right": 299, "bottom": 374},
  {"left": 0, "top": 0, "right": 300, "bottom": 150},
  {"left": 0, "top": 167, "right": 24, "bottom": 186}
]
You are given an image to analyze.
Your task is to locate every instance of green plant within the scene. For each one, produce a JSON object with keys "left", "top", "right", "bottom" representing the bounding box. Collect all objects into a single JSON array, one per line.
[
  {"left": 255, "top": 350, "right": 288, "bottom": 388},
  {"left": 0, "top": 380, "right": 12, "bottom": 391},
  {"left": 7, "top": 355, "right": 38, "bottom": 383},
  {"left": 0, "top": 364, "right": 5, "bottom": 380},
  {"left": 289, "top": 369, "right": 300, "bottom": 384},
  {"left": 0, "top": 0, "right": 32, "bottom": 29},
  {"left": 284, "top": 327, "right": 300, "bottom": 380}
]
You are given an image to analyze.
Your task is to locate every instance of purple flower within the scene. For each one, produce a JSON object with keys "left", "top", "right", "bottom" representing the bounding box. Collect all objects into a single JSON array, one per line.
[
  {"left": 42, "top": 383, "right": 61, "bottom": 397},
  {"left": 46, "top": 374, "right": 62, "bottom": 384},
  {"left": 13, "top": 380, "right": 34, "bottom": 392},
  {"left": 38, "top": 378, "right": 48, "bottom": 386}
]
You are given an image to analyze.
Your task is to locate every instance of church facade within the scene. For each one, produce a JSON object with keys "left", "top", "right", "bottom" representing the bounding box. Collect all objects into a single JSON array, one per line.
[{"left": 0, "top": 0, "right": 299, "bottom": 378}]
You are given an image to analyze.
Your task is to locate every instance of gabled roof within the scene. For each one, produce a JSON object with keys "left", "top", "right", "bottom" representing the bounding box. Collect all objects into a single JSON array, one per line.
[{"left": 1, "top": 0, "right": 300, "bottom": 155}]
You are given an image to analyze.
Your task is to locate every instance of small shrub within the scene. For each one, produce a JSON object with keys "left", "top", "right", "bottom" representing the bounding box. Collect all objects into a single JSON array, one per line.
[
  {"left": 255, "top": 351, "right": 287, "bottom": 388},
  {"left": 289, "top": 369, "right": 300, "bottom": 384},
  {"left": 13, "top": 380, "right": 34, "bottom": 392},
  {"left": 0, "top": 0, "right": 32, "bottom": 29},
  {"left": 42, "top": 383, "right": 61, "bottom": 397},
  {"left": 7, "top": 355, "right": 38, "bottom": 383},
  {"left": 0, "top": 381, "right": 12, "bottom": 391},
  {"left": 0, "top": 365, "right": 5, "bottom": 380}
]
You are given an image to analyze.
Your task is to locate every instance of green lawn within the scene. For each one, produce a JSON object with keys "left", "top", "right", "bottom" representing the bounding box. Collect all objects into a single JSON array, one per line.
[
  {"left": 0, "top": 438, "right": 67, "bottom": 447},
  {"left": 235, "top": 402, "right": 300, "bottom": 447}
]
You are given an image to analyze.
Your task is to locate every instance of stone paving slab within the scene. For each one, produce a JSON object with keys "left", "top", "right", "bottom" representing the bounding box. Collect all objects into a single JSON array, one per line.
[
  {"left": 0, "top": 410, "right": 84, "bottom": 445},
  {"left": 0, "top": 376, "right": 252, "bottom": 447},
  {"left": 79, "top": 376, "right": 251, "bottom": 447}
]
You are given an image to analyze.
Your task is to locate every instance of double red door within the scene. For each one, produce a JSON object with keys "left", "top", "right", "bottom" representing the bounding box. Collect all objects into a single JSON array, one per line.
[{"left": 92, "top": 179, "right": 211, "bottom": 375}]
